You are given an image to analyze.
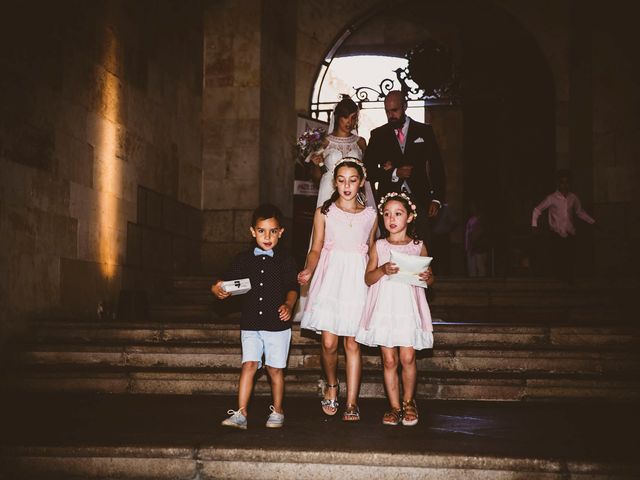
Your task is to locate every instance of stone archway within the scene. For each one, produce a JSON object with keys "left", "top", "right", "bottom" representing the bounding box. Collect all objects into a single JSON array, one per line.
[{"left": 303, "top": 0, "right": 556, "bottom": 275}]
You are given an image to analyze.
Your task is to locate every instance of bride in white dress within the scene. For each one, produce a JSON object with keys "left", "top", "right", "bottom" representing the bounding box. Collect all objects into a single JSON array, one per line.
[
  {"left": 309, "top": 97, "right": 375, "bottom": 208},
  {"left": 294, "top": 97, "right": 376, "bottom": 322}
]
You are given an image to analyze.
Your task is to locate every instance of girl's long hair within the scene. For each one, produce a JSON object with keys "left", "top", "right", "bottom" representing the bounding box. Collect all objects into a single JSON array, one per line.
[
  {"left": 379, "top": 196, "right": 421, "bottom": 244},
  {"left": 320, "top": 160, "right": 365, "bottom": 214}
]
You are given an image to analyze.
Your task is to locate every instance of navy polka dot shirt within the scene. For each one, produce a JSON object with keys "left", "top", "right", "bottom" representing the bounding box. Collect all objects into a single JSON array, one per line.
[{"left": 222, "top": 247, "right": 299, "bottom": 331}]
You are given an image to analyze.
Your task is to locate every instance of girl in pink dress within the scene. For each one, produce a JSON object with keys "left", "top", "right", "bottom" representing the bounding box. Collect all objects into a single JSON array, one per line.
[
  {"left": 298, "top": 159, "right": 377, "bottom": 422},
  {"left": 356, "top": 192, "right": 434, "bottom": 427}
]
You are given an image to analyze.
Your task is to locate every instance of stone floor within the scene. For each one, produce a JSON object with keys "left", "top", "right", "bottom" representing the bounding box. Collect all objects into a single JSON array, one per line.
[{"left": 1, "top": 393, "right": 638, "bottom": 463}]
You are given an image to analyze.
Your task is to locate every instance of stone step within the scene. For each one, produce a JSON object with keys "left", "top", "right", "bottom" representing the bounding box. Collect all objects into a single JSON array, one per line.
[
  {"left": 16, "top": 322, "right": 638, "bottom": 401},
  {"left": 160, "top": 290, "right": 628, "bottom": 310},
  {"left": 12, "top": 366, "right": 640, "bottom": 401},
  {"left": 148, "top": 303, "right": 631, "bottom": 325},
  {"left": 3, "top": 444, "right": 637, "bottom": 480},
  {"left": 2, "top": 394, "right": 638, "bottom": 479},
  {"left": 19, "top": 343, "right": 640, "bottom": 375},
  {"left": 168, "top": 275, "right": 640, "bottom": 293},
  {"left": 28, "top": 322, "right": 640, "bottom": 349},
  {"left": 163, "top": 285, "right": 627, "bottom": 301}
]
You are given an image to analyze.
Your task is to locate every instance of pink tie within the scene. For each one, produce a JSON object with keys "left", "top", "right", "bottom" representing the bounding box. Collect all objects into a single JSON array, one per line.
[{"left": 396, "top": 128, "right": 405, "bottom": 145}]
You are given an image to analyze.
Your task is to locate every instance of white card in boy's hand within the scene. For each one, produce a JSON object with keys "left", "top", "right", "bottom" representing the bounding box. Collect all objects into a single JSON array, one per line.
[
  {"left": 221, "top": 278, "right": 252, "bottom": 295},
  {"left": 388, "top": 250, "right": 432, "bottom": 289}
]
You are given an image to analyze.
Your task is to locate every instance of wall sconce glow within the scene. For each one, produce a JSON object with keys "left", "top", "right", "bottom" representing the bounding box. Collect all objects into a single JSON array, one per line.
[{"left": 96, "top": 28, "right": 121, "bottom": 279}]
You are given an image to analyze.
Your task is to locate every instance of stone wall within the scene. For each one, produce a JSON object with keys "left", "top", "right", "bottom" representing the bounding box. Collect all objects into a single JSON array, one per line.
[
  {"left": 0, "top": 1, "right": 203, "bottom": 340},
  {"left": 590, "top": 8, "right": 639, "bottom": 273},
  {"left": 202, "top": 0, "right": 298, "bottom": 275},
  {"left": 202, "top": 0, "right": 261, "bottom": 274}
]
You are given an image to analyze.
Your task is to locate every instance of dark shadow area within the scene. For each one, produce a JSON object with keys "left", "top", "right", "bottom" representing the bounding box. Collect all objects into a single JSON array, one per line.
[{"left": 1, "top": 392, "right": 638, "bottom": 463}]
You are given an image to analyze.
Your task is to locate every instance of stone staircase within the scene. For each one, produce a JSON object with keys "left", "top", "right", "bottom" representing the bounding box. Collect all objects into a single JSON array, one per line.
[
  {"left": 153, "top": 275, "right": 636, "bottom": 324},
  {"left": 13, "top": 321, "right": 640, "bottom": 401},
  {"left": 8, "top": 276, "right": 640, "bottom": 402},
  {"left": 3, "top": 276, "right": 640, "bottom": 479}
]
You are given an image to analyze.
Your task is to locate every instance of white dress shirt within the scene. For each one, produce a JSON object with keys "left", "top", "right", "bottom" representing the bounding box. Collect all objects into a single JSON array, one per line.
[
  {"left": 531, "top": 190, "right": 595, "bottom": 237},
  {"left": 391, "top": 116, "right": 411, "bottom": 193}
]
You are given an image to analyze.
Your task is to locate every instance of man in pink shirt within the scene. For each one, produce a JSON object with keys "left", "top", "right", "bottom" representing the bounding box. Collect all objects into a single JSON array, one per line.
[{"left": 532, "top": 169, "right": 595, "bottom": 282}]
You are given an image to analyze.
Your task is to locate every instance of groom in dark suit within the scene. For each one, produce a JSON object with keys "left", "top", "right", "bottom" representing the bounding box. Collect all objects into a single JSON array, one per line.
[{"left": 364, "top": 90, "right": 446, "bottom": 243}]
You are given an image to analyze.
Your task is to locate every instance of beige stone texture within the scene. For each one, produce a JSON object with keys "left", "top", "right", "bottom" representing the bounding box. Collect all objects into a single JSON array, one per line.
[
  {"left": 201, "top": 241, "right": 249, "bottom": 274},
  {"left": 161, "top": 197, "right": 187, "bottom": 236},
  {"left": 202, "top": 210, "right": 234, "bottom": 243},
  {"left": 178, "top": 162, "right": 202, "bottom": 209},
  {"left": 202, "top": 176, "right": 260, "bottom": 211},
  {"left": 203, "top": 87, "right": 261, "bottom": 121},
  {"left": 54, "top": 132, "right": 95, "bottom": 188},
  {"left": 233, "top": 210, "right": 254, "bottom": 242},
  {"left": 6, "top": 455, "right": 197, "bottom": 480}
]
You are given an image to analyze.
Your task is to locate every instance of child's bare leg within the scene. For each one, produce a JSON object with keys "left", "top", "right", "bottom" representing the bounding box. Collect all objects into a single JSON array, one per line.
[
  {"left": 344, "top": 336, "right": 361, "bottom": 406},
  {"left": 399, "top": 347, "right": 417, "bottom": 401},
  {"left": 381, "top": 346, "right": 401, "bottom": 409},
  {"left": 238, "top": 361, "right": 259, "bottom": 414},
  {"left": 266, "top": 366, "right": 284, "bottom": 413},
  {"left": 321, "top": 331, "right": 339, "bottom": 400}
]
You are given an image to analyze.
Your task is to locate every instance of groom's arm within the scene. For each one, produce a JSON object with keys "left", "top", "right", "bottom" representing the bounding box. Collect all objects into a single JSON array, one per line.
[
  {"left": 364, "top": 129, "right": 393, "bottom": 197},
  {"left": 425, "top": 126, "right": 446, "bottom": 203}
]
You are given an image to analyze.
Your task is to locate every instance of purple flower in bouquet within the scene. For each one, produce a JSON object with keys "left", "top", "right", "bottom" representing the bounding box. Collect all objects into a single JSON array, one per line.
[{"left": 295, "top": 126, "right": 326, "bottom": 163}]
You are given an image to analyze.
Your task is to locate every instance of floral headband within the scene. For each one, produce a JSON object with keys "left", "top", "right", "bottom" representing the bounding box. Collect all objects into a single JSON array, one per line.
[
  {"left": 334, "top": 157, "right": 367, "bottom": 179},
  {"left": 377, "top": 192, "right": 418, "bottom": 218}
]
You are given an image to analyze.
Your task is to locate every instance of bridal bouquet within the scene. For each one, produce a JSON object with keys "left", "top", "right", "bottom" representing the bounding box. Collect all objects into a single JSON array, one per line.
[{"left": 295, "top": 126, "right": 326, "bottom": 164}]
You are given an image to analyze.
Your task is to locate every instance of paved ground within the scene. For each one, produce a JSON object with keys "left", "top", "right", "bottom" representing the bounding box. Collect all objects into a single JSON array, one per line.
[{"left": 1, "top": 392, "right": 638, "bottom": 463}]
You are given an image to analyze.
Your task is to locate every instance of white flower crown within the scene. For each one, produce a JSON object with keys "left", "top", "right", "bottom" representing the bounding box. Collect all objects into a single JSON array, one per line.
[
  {"left": 377, "top": 192, "right": 418, "bottom": 218},
  {"left": 334, "top": 157, "right": 367, "bottom": 179}
]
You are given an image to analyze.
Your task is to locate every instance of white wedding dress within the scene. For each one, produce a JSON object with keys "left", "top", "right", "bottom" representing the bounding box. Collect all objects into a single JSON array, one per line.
[
  {"left": 294, "top": 134, "right": 376, "bottom": 323},
  {"left": 315, "top": 134, "right": 375, "bottom": 208}
]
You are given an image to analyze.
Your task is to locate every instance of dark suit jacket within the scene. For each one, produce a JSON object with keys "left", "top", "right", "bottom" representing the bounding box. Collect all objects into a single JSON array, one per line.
[{"left": 364, "top": 118, "right": 446, "bottom": 212}]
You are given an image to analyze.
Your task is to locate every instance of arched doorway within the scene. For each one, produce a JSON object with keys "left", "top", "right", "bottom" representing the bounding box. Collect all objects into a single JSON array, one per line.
[{"left": 308, "top": 0, "right": 555, "bottom": 276}]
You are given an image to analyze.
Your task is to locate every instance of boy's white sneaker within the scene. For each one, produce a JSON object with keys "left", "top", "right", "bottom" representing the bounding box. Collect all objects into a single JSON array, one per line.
[
  {"left": 221, "top": 409, "right": 247, "bottom": 430},
  {"left": 265, "top": 405, "right": 284, "bottom": 428}
]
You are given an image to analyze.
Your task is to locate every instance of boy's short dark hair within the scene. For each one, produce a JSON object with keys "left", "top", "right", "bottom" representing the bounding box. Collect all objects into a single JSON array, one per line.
[
  {"left": 557, "top": 169, "right": 572, "bottom": 180},
  {"left": 252, "top": 203, "right": 284, "bottom": 226}
]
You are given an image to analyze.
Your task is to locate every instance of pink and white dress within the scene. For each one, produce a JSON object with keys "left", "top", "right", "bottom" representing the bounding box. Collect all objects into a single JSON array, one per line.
[
  {"left": 356, "top": 239, "right": 433, "bottom": 350},
  {"left": 301, "top": 204, "right": 377, "bottom": 337}
]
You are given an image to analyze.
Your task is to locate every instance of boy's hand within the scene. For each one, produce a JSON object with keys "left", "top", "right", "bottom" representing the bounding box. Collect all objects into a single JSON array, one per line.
[
  {"left": 380, "top": 262, "right": 399, "bottom": 276},
  {"left": 278, "top": 304, "right": 292, "bottom": 321},
  {"left": 297, "top": 269, "right": 312, "bottom": 285},
  {"left": 211, "top": 281, "right": 231, "bottom": 300},
  {"left": 419, "top": 267, "right": 434, "bottom": 286}
]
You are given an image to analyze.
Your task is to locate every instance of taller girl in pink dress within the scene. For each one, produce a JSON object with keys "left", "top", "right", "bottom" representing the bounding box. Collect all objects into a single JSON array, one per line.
[{"left": 298, "top": 159, "right": 377, "bottom": 422}]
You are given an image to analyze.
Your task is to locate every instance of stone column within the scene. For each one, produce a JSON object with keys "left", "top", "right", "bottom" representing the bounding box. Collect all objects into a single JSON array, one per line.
[
  {"left": 568, "top": 0, "right": 593, "bottom": 203},
  {"left": 202, "top": 0, "right": 297, "bottom": 273},
  {"left": 428, "top": 106, "right": 464, "bottom": 275}
]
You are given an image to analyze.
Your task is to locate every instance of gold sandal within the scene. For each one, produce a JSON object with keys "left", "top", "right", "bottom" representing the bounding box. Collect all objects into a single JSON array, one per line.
[
  {"left": 402, "top": 399, "right": 419, "bottom": 426},
  {"left": 342, "top": 403, "right": 360, "bottom": 422},
  {"left": 321, "top": 383, "right": 339, "bottom": 416},
  {"left": 382, "top": 407, "right": 402, "bottom": 426}
]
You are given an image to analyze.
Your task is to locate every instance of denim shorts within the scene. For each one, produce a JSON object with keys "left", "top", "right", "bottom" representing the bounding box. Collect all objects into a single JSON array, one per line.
[{"left": 241, "top": 329, "right": 292, "bottom": 369}]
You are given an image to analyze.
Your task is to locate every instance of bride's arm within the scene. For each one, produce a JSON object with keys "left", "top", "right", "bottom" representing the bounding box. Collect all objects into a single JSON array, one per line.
[
  {"left": 309, "top": 138, "right": 329, "bottom": 183},
  {"left": 357, "top": 136, "right": 367, "bottom": 153}
]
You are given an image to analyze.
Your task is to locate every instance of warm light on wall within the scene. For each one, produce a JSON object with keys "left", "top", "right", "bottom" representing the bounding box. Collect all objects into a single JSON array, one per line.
[{"left": 96, "top": 27, "right": 121, "bottom": 279}]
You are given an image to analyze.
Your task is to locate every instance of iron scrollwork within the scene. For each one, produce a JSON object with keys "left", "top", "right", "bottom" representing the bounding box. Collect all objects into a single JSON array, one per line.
[
  {"left": 354, "top": 78, "right": 395, "bottom": 102},
  {"left": 352, "top": 38, "right": 461, "bottom": 104}
]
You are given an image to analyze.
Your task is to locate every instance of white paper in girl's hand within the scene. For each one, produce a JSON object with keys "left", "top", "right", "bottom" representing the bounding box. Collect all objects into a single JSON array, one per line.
[{"left": 388, "top": 250, "right": 433, "bottom": 289}]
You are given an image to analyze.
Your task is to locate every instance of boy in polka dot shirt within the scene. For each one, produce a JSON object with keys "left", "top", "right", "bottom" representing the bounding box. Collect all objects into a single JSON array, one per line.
[{"left": 212, "top": 203, "right": 298, "bottom": 429}]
